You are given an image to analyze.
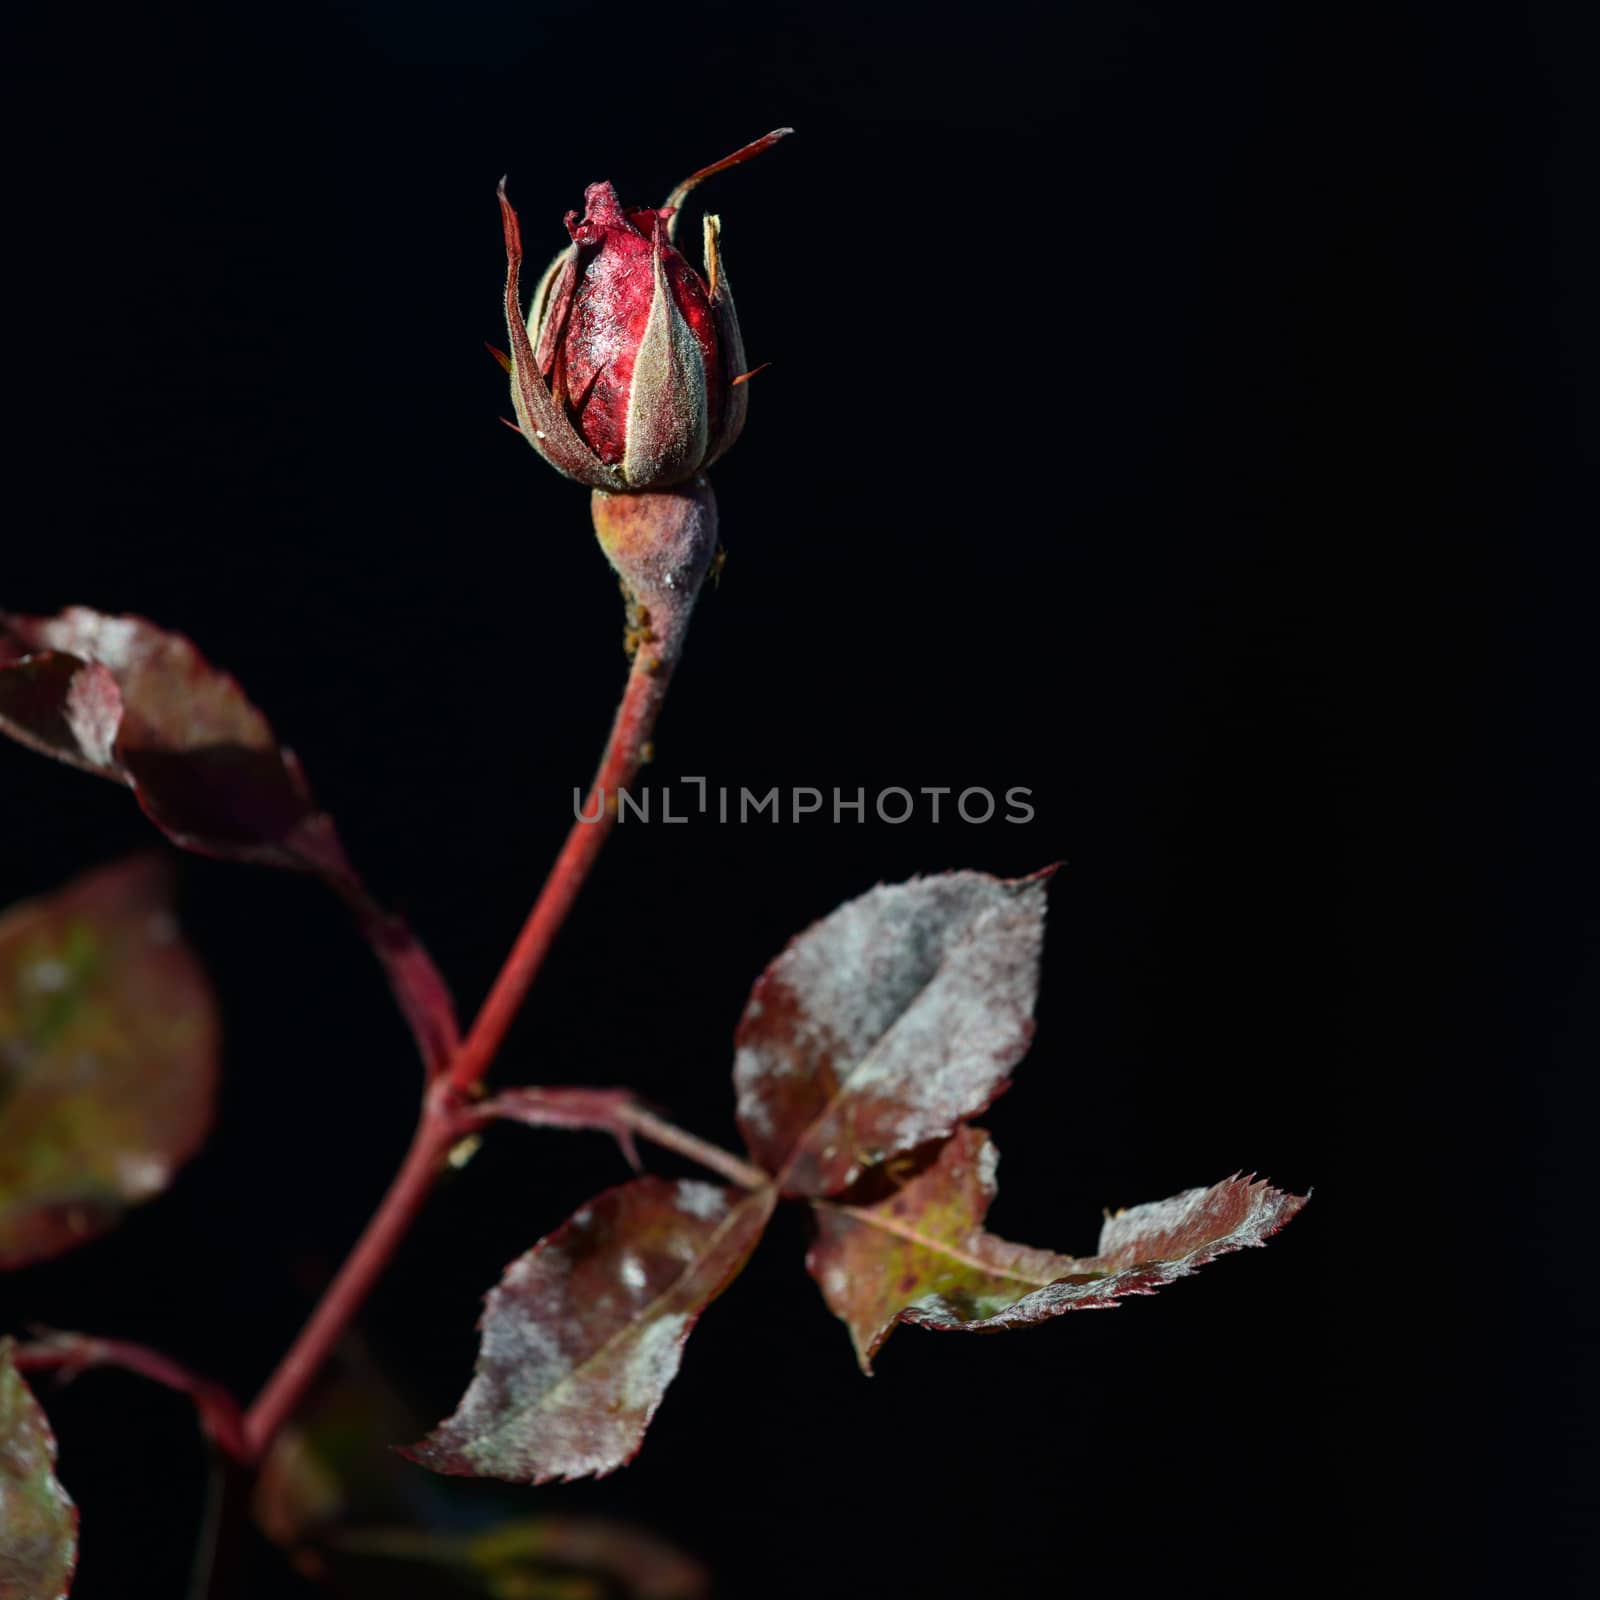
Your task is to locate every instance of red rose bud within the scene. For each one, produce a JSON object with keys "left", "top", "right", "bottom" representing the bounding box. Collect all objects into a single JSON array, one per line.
[{"left": 497, "top": 129, "right": 790, "bottom": 491}]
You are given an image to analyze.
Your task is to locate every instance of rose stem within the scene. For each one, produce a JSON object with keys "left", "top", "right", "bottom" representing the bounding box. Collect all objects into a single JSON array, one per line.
[
  {"left": 612, "top": 1104, "right": 771, "bottom": 1190},
  {"left": 244, "top": 486, "right": 718, "bottom": 1459},
  {"left": 241, "top": 649, "right": 666, "bottom": 1455}
]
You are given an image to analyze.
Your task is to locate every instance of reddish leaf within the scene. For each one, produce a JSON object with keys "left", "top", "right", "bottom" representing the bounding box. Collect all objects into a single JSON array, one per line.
[
  {"left": 408, "top": 1178, "right": 776, "bottom": 1483},
  {"left": 0, "top": 608, "right": 458, "bottom": 1073},
  {"left": 0, "top": 857, "right": 219, "bottom": 1268},
  {"left": 809, "top": 1127, "right": 1308, "bottom": 1371},
  {"left": 0, "top": 1340, "right": 77, "bottom": 1599},
  {"left": 733, "top": 870, "right": 1051, "bottom": 1195}
]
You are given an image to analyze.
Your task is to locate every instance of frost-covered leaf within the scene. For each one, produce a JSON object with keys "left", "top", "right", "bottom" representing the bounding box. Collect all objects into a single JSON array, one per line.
[
  {"left": 0, "top": 608, "right": 457, "bottom": 1072},
  {"left": 0, "top": 857, "right": 218, "bottom": 1268},
  {"left": 0, "top": 609, "right": 332, "bottom": 856},
  {"left": 0, "top": 1340, "right": 77, "bottom": 1599},
  {"left": 733, "top": 870, "right": 1050, "bottom": 1196},
  {"left": 809, "top": 1127, "right": 1307, "bottom": 1371},
  {"left": 408, "top": 1178, "right": 776, "bottom": 1484}
]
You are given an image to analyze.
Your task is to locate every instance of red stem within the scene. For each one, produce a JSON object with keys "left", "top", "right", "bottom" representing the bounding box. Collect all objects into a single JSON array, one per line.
[
  {"left": 445, "top": 648, "right": 670, "bottom": 1096},
  {"left": 467, "top": 1087, "right": 771, "bottom": 1190},
  {"left": 242, "top": 475, "right": 719, "bottom": 1459},
  {"left": 241, "top": 1104, "right": 455, "bottom": 1457},
  {"left": 615, "top": 1104, "right": 771, "bottom": 1190},
  {"left": 242, "top": 645, "right": 673, "bottom": 1459}
]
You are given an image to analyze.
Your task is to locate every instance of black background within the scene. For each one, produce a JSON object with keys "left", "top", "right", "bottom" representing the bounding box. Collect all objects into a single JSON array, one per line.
[{"left": 3, "top": 0, "right": 1596, "bottom": 1594}]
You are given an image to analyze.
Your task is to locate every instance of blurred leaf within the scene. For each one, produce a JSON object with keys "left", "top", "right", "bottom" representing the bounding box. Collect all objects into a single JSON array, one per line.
[
  {"left": 0, "top": 856, "right": 218, "bottom": 1268},
  {"left": 327, "top": 1518, "right": 709, "bottom": 1599},
  {"left": 0, "top": 1340, "right": 77, "bottom": 1599},
  {"left": 409, "top": 1178, "right": 776, "bottom": 1484},
  {"left": 258, "top": 1359, "right": 708, "bottom": 1597},
  {"left": 459, "top": 1517, "right": 705, "bottom": 1598},
  {"left": 733, "top": 869, "right": 1050, "bottom": 1195},
  {"left": 0, "top": 608, "right": 458, "bottom": 1072},
  {"left": 255, "top": 1347, "right": 439, "bottom": 1555},
  {"left": 810, "top": 1126, "right": 1308, "bottom": 1371}
]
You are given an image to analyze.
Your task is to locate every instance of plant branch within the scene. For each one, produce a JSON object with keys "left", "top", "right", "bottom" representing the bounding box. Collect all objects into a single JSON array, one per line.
[
  {"left": 614, "top": 1104, "right": 770, "bottom": 1189},
  {"left": 440, "top": 481, "right": 718, "bottom": 1100},
  {"left": 443, "top": 641, "right": 673, "bottom": 1096},
  {"left": 14, "top": 1333, "right": 249, "bottom": 1463},
  {"left": 242, "top": 1105, "right": 455, "bottom": 1458},
  {"left": 243, "top": 483, "right": 719, "bottom": 1460},
  {"left": 470, "top": 1086, "right": 770, "bottom": 1190}
]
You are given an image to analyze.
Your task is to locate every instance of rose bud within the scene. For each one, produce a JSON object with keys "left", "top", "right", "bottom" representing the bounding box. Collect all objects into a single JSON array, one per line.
[{"left": 496, "top": 130, "right": 789, "bottom": 492}]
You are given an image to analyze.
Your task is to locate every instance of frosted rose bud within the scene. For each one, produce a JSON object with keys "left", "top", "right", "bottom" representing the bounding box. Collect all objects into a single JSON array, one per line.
[{"left": 497, "top": 130, "right": 789, "bottom": 492}]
